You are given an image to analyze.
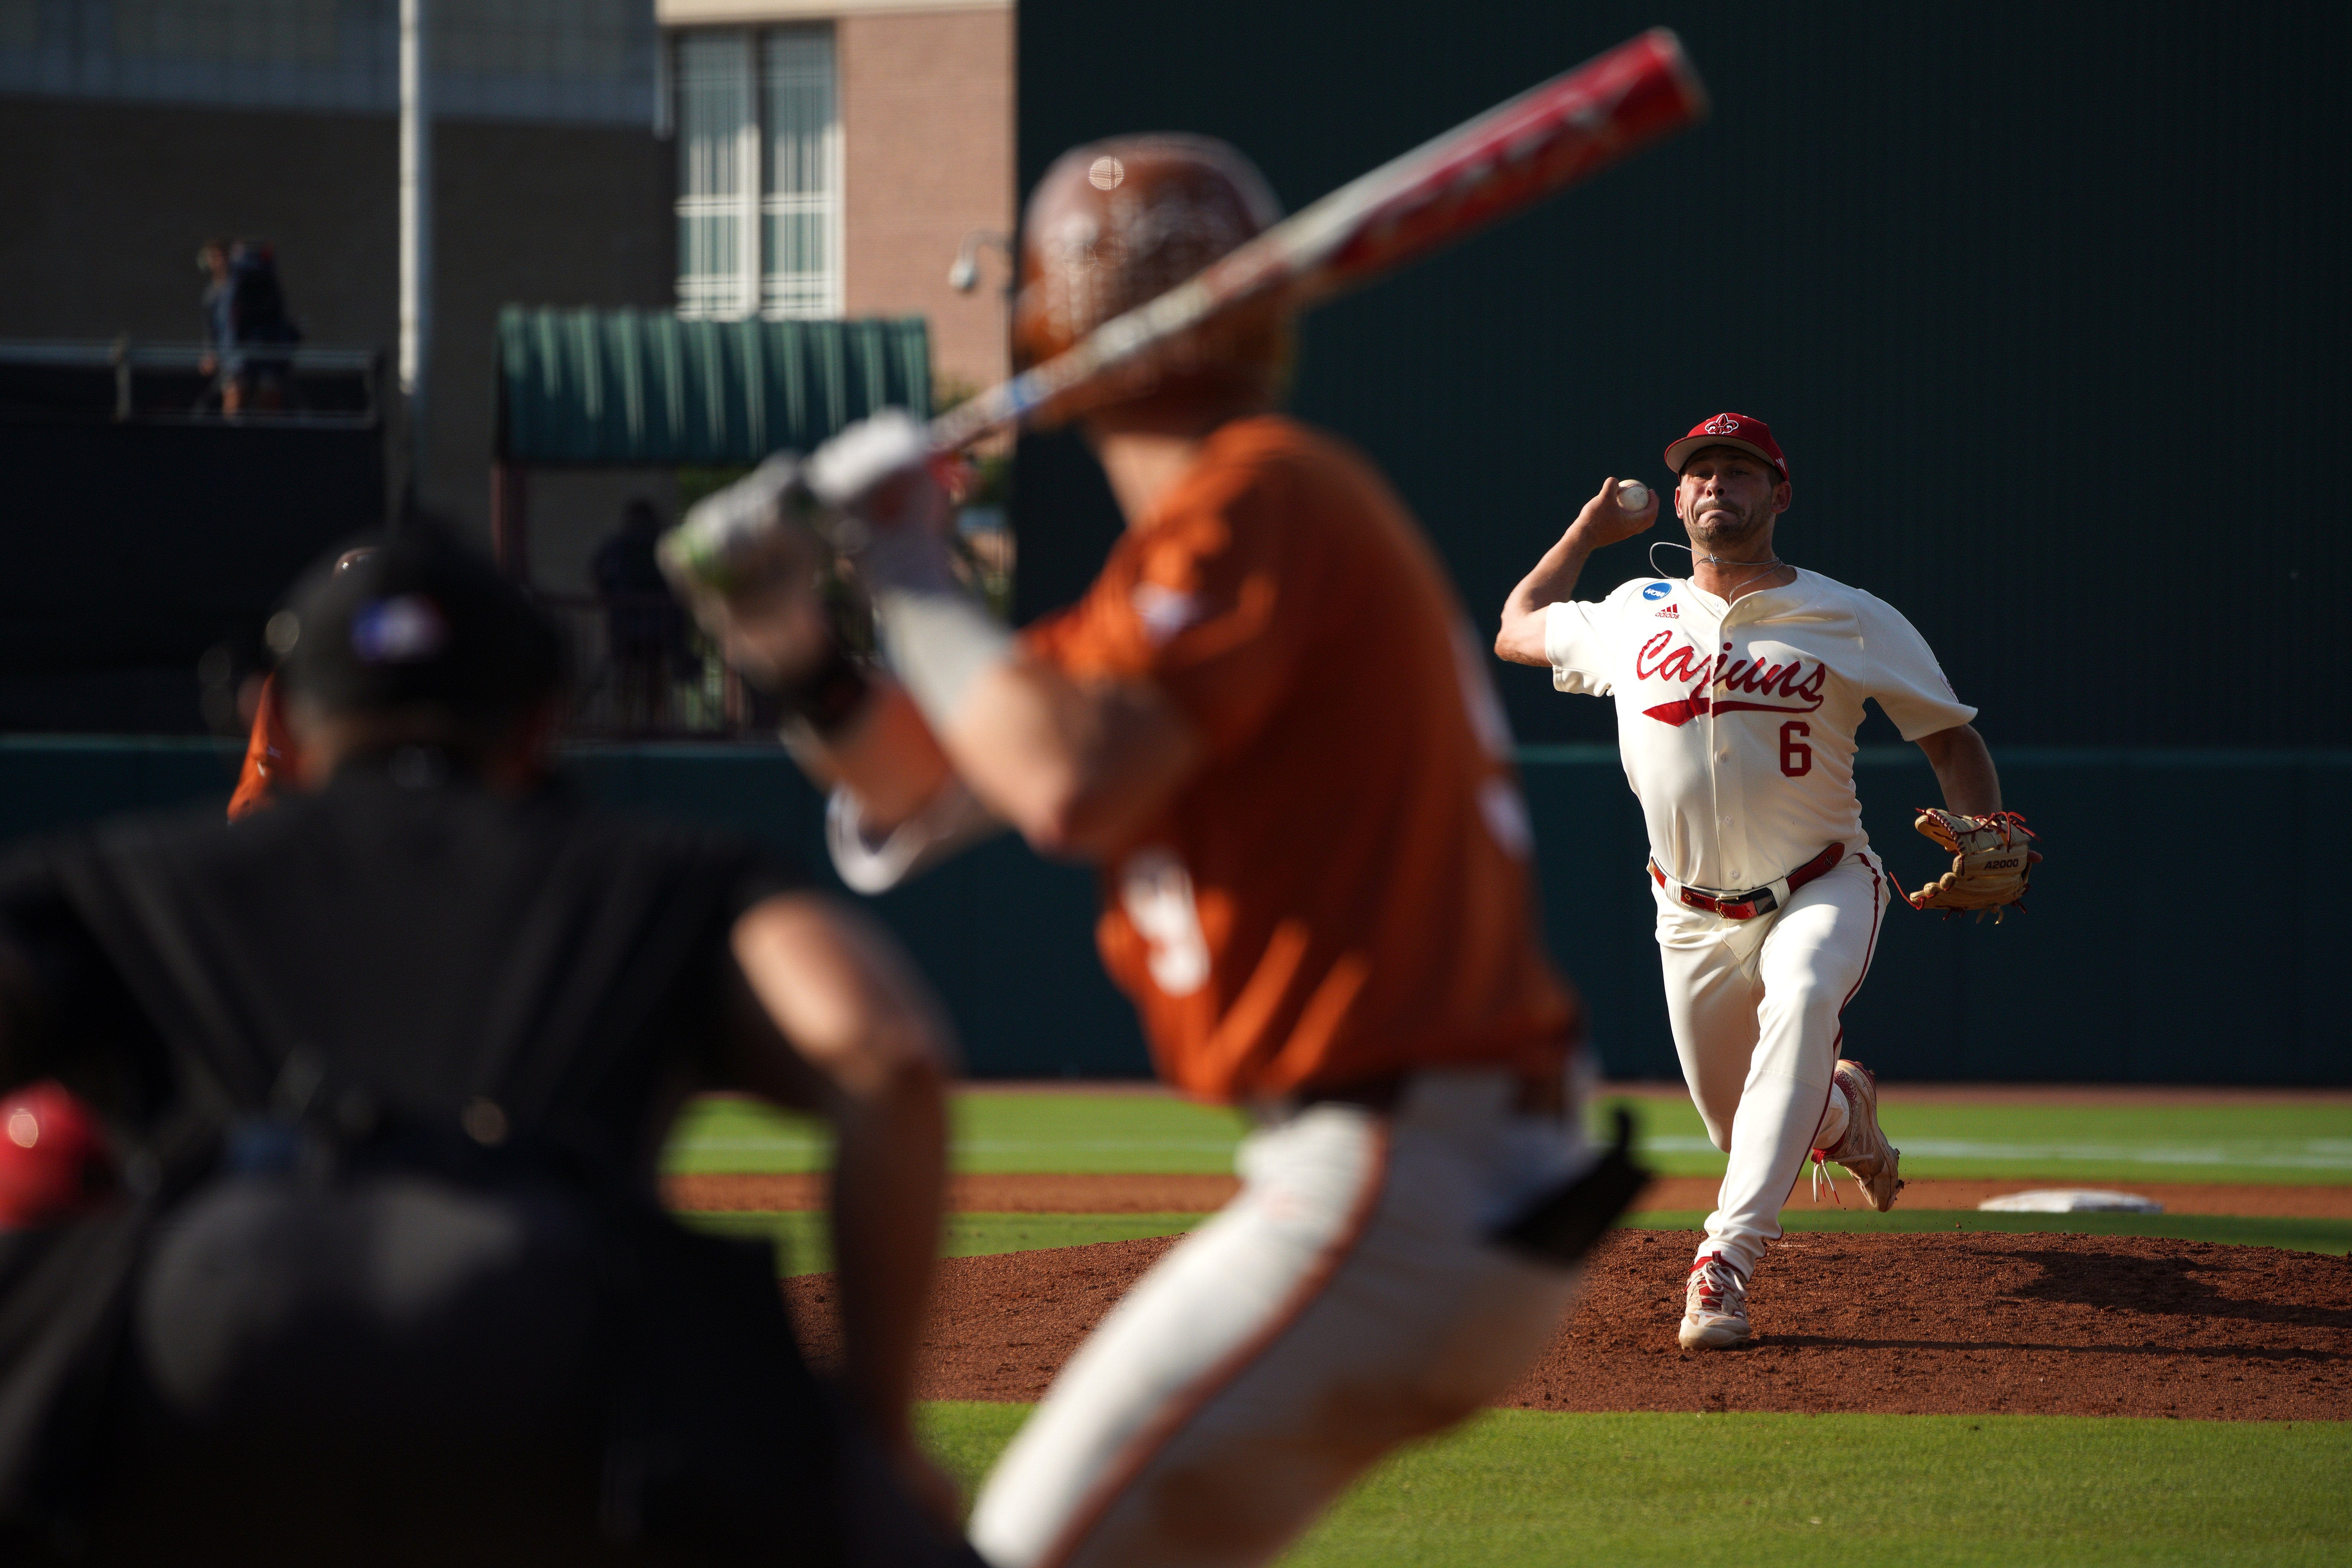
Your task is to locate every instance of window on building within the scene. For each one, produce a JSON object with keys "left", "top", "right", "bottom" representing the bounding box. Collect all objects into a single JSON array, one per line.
[
  {"left": 675, "top": 32, "right": 755, "bottom": 320},
  {"left": 673, "top": 26, "right": 839, "bottom": 321}
]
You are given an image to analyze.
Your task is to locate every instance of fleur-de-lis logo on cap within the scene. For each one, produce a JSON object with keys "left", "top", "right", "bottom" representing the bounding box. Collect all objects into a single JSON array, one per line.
[{"left": 1703, "top": 413, "right": 1743, "bottom": 435}]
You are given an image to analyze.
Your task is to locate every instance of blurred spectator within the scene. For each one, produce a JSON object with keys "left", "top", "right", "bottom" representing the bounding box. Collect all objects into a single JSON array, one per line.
[
  {"left": 196, "top": 239, "right": 303, "bottom": 415},
  {"left": 592, "top": 498, "right": 689, "bottom": 730}
]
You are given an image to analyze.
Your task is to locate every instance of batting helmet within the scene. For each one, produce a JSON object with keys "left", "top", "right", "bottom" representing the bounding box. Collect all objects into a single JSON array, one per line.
[{"left": 1011, "top": 134, "right": 1291, "bottom": 422}]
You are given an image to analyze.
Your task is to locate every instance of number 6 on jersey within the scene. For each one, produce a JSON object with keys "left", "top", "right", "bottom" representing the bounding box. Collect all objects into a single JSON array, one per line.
[{"left": 1779, "top": 720, "right": 1812, "bottom": 777}]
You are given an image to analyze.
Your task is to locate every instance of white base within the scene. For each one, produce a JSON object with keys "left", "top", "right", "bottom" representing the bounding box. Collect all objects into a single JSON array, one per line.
[{"left": 1977, "top": 1189, "right": 2164, "bottom": 1214}]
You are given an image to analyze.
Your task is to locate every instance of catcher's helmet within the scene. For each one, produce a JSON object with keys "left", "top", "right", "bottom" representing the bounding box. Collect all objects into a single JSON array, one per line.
[
  {"left": 274, "top": 527, "right": 563, "bottom": 741},
  {"left": 1012, "top": 134, "right": 1291, "bottom": 421}
]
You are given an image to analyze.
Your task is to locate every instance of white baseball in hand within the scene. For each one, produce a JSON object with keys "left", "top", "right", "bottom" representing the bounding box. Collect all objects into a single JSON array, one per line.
[{"left": 1617, "top": 479, "right": 1651, "bottom": 514}]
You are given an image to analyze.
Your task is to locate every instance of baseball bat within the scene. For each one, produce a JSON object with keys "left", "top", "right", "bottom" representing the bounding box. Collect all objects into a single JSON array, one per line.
[
  {"left": 661, "top": 29, "right": 1705, "bottom": 590},
  {"left": 927, "top": 26, "right": 1708, "bottom": 451}
]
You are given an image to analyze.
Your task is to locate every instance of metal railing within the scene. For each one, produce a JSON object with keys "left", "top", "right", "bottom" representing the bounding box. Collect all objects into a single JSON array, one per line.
[{"left": 0, "top": 339, "right": 380, "bottom": 429}]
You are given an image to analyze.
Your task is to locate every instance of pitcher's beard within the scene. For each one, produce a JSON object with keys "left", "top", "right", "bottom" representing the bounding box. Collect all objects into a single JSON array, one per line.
[{"left": 1689, "top": 507, "right": 1772, "bottom": 561}]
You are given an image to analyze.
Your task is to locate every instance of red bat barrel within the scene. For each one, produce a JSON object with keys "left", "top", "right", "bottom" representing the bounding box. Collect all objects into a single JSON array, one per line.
[
  {"left": 671, "top": 31, "right": 1708, "bottom": 574},
  {"left": 1304, "top": 28, "right": 1708, "bottom": 298},
  {"left": 921, "top": 28, "right": 1706, "bottom": 450}
]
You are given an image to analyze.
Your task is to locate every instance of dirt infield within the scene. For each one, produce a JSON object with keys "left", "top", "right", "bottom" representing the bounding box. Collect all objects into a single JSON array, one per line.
[
  {"left": 784, "top": 1231, "right": 2352, "bottom": 1421},
  {"left": 669, "top": 1171, "right": 2352, "bottom": 1219}
]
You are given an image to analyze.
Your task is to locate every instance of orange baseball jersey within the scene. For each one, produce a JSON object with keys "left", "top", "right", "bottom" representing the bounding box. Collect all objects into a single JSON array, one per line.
[
  {"left": 227, "top": 674, "right": 294, "bottom": 821},
  {"left": 1023, "top": 416, "right": 1578, "bottom": 1103}
]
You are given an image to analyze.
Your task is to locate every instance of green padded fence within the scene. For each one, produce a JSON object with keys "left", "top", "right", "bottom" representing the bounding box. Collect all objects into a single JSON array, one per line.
[
  {"left": 0, "top": 739, "right": 2339, "bottom": 1084},
  {"left": 1517, "top": 746, "right": 2346, "bottom": 1085}
]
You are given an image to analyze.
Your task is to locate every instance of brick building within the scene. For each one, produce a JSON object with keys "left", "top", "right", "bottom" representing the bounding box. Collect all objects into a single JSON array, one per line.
[
  {"left": 658, "top": 0, "right": 1015, "bottom": 402},
  {"left": 0, "top": 0, "right": 1013, "bottom": 605}
]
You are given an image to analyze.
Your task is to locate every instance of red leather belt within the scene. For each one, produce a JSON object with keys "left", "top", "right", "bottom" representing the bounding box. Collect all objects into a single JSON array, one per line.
[{"left": 1649, "top": 842, "right": 1846, "bottom": 921}]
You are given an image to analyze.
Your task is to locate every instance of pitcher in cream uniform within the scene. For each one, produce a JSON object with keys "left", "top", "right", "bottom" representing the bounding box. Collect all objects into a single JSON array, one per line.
[{"left": 1497, "top": 412, "right": 2021, "bottom": 1350}]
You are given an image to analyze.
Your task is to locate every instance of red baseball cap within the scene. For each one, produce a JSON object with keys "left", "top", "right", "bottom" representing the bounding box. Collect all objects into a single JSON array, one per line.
[{"left": 1664, "top": 412, "right": 1790, "bottom": 483}]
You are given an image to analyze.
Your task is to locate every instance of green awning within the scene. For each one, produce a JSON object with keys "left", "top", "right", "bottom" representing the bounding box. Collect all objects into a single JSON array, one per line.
[{"left": 495, "top": 307, "right": 931, "bottom": 466}]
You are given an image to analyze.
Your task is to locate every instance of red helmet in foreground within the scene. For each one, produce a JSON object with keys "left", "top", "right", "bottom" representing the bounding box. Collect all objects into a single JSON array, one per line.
[
  {"left": 1012, "top": 134, "right": 1292, "bottom": 422},
  {"left": 0, "top": 1081, "right": 116, "bottom": 1228}
]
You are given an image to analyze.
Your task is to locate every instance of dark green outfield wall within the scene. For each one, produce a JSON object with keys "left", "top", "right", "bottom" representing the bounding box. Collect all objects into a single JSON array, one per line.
[
  {"left": 1011, "top": 2, "right": 2351, "bottom": 753},
  {"left": 986, "top": 3, "right": 2352, "bottom": 1084},
  {"left": 1, "top": 740, "right": 2338, "bottom": 1084},
  {"left": 1521, "top": 746, "right": 2346, "bottom": 1085}
]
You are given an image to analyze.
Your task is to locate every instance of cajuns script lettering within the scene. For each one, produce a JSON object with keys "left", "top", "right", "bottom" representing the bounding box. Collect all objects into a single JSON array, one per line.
[{"left": 1634, "top": 629, "right": 1825, "bottom": 727}]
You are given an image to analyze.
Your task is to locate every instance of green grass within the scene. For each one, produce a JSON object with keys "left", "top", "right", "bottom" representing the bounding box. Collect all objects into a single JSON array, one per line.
[
  {"left": 660, "top": 1091, "right": 2352, "bottom": 1186},
  {"left": 1614, "top": 1096, "right": 2352, "bottom": 1185},
  {"left": 1626, "top": 1209, "right": 2352, "bottom": 1256},
  {"left": 673, "top": 1091, "right": 2352, "bottom": 1564},
  {"left": 662, "top": 1092, "right": 1246, "bottom": 1176},
  {"left": 918, "top": 1399, "right": 1029, "bottom": 1493},
  {"left": 918, "top": 1404, "right": 2352, "bottom": 1566},
  {"left": 678, "top": 1209, "right": 1208, "bottom": 1277}
]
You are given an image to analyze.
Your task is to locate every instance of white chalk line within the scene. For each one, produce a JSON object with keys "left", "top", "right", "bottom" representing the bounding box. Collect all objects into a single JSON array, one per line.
[
  {"left": 1640, "top": 1135, "right": 2352, "bottom": 1170},
  {"left": 676, "top": 1134, "right": 2352, "bottom": 1172}
]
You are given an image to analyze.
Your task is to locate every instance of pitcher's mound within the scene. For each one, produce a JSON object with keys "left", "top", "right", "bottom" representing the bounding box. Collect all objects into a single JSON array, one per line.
[{"left": 784, "top": 1229, "right": 2352, "bottom": 1420}]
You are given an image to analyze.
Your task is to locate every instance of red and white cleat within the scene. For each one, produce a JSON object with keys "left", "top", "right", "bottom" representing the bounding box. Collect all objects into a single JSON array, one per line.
[
  {"left": 1678, "top": 1252, "right": 1751, "bottom": 1351},
  {"left": 1822, "top": 1059, "right": 1904, "bottom": 1213}
]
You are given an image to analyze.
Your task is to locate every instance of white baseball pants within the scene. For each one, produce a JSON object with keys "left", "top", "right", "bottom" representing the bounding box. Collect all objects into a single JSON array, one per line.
[
  {"left": 1651, "top": 850, "right": 1888, "bottom": 1278},
  {"left": 966, "top": 1069, "right": 1589, "bottom": 1568}
]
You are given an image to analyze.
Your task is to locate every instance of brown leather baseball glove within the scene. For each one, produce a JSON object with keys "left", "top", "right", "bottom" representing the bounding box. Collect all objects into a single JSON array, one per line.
[{"left": 1902, "top": 809, "right": 2040, "bottom": 922}]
